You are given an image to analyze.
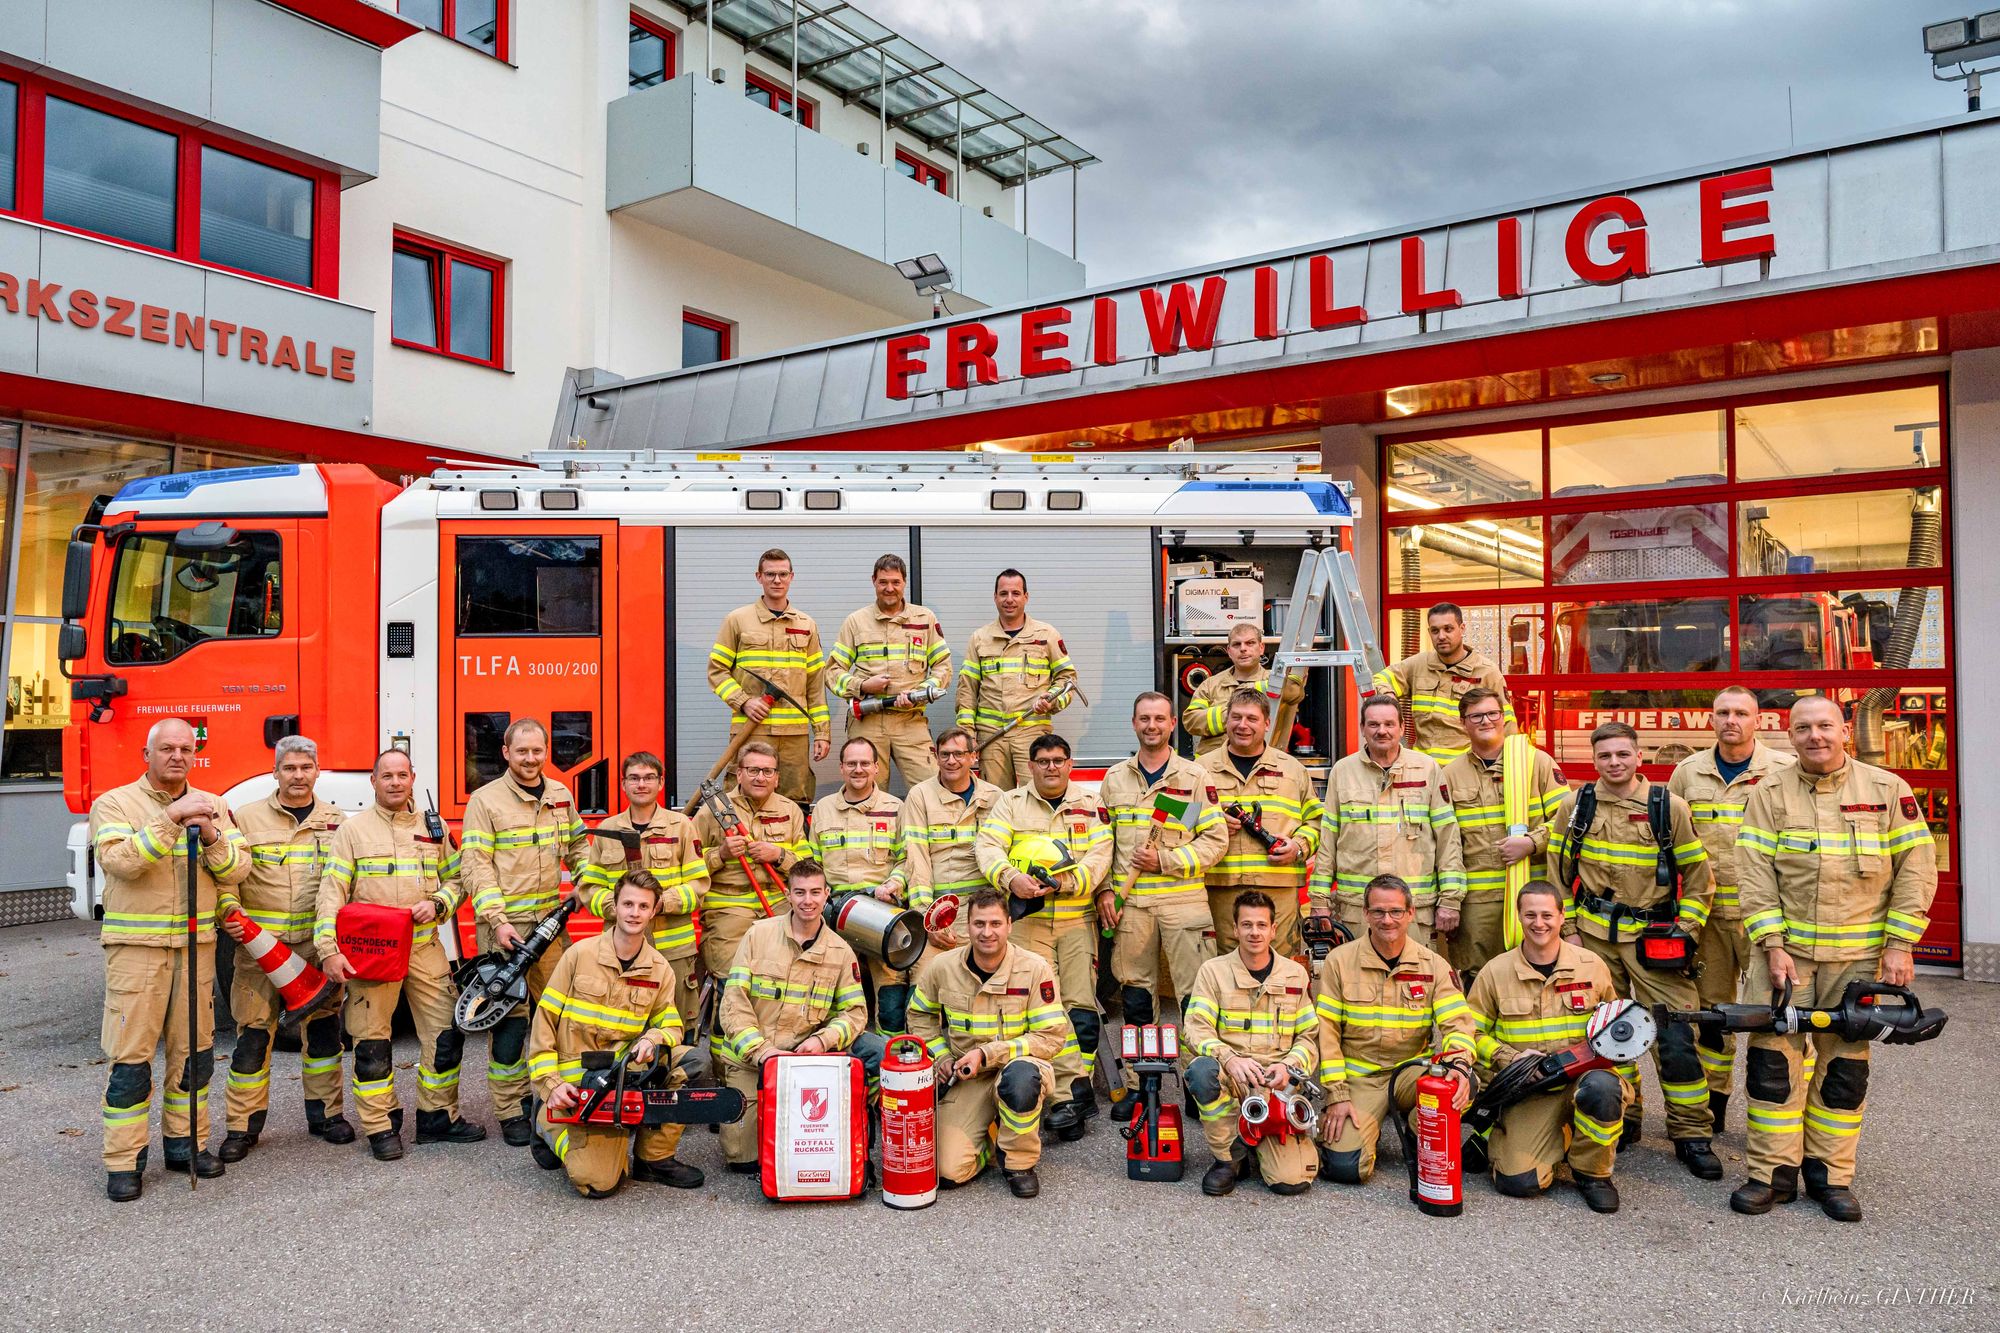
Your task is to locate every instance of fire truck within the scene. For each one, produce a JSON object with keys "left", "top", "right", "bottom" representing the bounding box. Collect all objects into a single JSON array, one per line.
[{"left": 55, "top": 449, "right": 1371, "bottom": 924}]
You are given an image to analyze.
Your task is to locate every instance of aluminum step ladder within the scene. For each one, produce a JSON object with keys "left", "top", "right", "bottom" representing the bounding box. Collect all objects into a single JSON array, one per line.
[{"left": 1266, "top": 546, "right": 1388, "bottom": 748}]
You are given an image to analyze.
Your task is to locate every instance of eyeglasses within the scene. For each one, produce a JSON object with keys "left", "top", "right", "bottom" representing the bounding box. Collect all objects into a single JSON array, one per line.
[
  {"left": 1365, "top": 907, "right": 1411, "bottom": 920},
  {"left": 937, "top": 749, "right": 971, "bottom": 761},
  {"left": 1463, "top": 711, "right": 1504, "bottom": 724},
  {"left": 1029, "top": 758, "right": 1070, "bottom": 769},
  {"left": 739, "top": 766, "right": 778, "bottom": 777}
]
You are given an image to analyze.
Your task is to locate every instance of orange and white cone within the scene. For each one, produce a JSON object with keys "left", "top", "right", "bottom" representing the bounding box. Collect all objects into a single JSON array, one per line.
[{"left": 226, "top": 908, "right": 343, "bottom": 1027}]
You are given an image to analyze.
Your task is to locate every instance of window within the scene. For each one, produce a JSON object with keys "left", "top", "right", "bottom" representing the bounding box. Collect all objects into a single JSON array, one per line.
[
  {"left": 895, "top": 150, "right": 950, "bottom": 194},
  {"left": 744, "top": 70, "right": 814, "bottom": 128},
  {"left": 199, "top": 147, "right": 314, "bottom": 289},
  {"left": 105, "top": 530, "right": 283, "bottom": 665},
  {"left": 43, "top": 96, "right": 178, "bottom": 253},
  {"left": 629, "top": 11, "right": 677, "bottom": 88},
  {"left": 682, "top": 310, "right": 732, "bottom": 367},
  {"left": 400, "top": 0, "right": 509, "bottom": 60},
  {"left": 455, "top": 536, "right": 601, "bottom": 635},
  {"left": 392, "top": 232, "right": 505, "bottom": 367},
  {"left": 0, "top": 76, "right": 336, "bottom": 292}
]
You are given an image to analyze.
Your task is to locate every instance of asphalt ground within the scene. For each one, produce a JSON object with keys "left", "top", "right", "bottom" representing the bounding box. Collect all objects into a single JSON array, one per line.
[{"left": 1, "top": 916, "right": 1994, "bottom": 1333}]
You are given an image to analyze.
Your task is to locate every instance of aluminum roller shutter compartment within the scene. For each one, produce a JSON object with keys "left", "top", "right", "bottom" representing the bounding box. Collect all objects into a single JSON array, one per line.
[
  {"left": 916, "top": 526, "right": 1156, "bottom": 770},
  {"left": 674, "top": 525, "right": 910, "bottom": 803}
]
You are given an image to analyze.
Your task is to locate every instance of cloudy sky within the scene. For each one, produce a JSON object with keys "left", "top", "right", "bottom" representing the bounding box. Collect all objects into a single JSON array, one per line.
[{"left": 872, "top": 0, "right": 1975, "bottom": 285}]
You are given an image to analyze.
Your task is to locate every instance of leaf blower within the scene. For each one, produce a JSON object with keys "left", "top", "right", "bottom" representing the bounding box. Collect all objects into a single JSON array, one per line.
[{"left": 453, "top": 896, "right": 580, "bottom": 1032}]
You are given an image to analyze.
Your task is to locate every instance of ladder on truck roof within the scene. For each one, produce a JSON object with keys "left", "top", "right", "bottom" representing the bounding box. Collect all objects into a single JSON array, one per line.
[
  {"left": 1266, "top": 546, "right": 1387, "bottom": 747},
  {"left": 428, "top": 450, "right": 1328, "bottom": 486}
]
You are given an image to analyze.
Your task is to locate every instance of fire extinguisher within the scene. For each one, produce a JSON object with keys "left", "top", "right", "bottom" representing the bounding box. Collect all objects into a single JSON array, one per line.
[
  {"left": 1394, "top": 1059, "right": 1463, "bottom": 1217},
  {"left": 878, "top": 1035, "right": 937, "bottom": 1210}
]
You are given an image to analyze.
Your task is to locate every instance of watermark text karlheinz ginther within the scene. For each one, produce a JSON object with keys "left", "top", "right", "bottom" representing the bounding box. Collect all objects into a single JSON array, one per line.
[{"left": 1782, "top": 1286, "right": 1977, "bottom": 1308}]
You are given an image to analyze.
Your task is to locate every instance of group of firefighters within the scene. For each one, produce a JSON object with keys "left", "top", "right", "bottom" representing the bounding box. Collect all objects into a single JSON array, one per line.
[{"left": 87, "top": 558, "right": 1937, "bottom": 1220}]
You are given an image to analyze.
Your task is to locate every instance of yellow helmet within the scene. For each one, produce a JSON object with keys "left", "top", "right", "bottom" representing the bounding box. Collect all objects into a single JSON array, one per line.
[{"left": 1007, "top": 832, "right": 1076, "bottom": 877}]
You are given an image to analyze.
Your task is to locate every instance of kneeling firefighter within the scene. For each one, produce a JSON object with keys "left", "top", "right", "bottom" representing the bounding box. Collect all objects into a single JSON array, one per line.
[
  {"left": 906, "top": 887, "right": 1072, "bottom": 1198},
  {"left": 528, "top": 870, "right": 696, "bottom": 1196},
  {"left": 1463, "top": 880, "right": 1628, "bottom": 1213}
]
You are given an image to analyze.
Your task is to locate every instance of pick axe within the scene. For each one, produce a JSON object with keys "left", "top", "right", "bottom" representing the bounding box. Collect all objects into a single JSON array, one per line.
[{"left": 684, "top": 668, "right": 815, "bottom": 816}]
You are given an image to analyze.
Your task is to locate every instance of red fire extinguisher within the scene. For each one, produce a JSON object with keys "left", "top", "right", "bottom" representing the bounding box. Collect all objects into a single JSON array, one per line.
[
  {"left": 1409, "top": 1060, "right": 1463, "bottom": 1217},
  {"left": 878, "top": 1035, "right": 937, "bottom": 1209}
]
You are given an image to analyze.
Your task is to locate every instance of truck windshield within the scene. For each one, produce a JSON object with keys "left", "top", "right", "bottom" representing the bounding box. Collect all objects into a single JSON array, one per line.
[{"left": 106, "top": 530, "right": 283, "bottom": 664}]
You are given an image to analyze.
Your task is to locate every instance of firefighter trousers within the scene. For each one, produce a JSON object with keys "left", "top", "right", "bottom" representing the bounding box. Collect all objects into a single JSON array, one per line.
[
  {"left": 1744, "top": 951, "right": 1875, "bottom": 1188},
  {"left": 534, "top": 1105, "right": 632, "bottom": 1196},
  {"left": 1112, "top": 896, "right": 1215, "bottom": 1091},
  {"left": 343, "top": 937, "right": 463, "bottom": 1136},
  {"left": 1209, "top": 884, "right": 1301, "bottom": 960},
  {"left": 700, "top": 906, "right": 776, "bottom": 982},
  {"left": 728, "top": 725, "right": 816, "bottom": 805},
  {"left": 1577, "top": 932, "right": 1712, "bottom": 1141},
  {"left": 1320, "top": 1068, "right": 1419, "bottom": 1185},
  {"left": 848, "top": 712, "right": 936, "bottom": 788},
  {"left": 226, "top": 939, "right": 344, "bottom": 1133},
  {"left": 1487, "top": 1068, "right": 1631, "bottom": 1192},
  {"left": 1694, "top": 915, "right": 1751, "bottom": 1099},
  {"left": 475, "top": 924, "right": 566, "bottom": 1123},
  {"left": 938, "top": 1057, "right": 1054, "bottom": 1178},
  {"left": 1184, "top": 1056, "right": 1318, "bottom": 1187},
  {"left": 866, "top": 953, "right": 915, "bottom": 1035},
  {"left": 1015, "top": 914, "right": 1098, "bottom": 1093},
  {"left": 978, "top": 729, "right": 1046, "bottom": 793},
  {"left": 650, "top": 948, "right": 704, "bottom": 1162},
  {"left": 1447, "top": 891, "right": 1506, "bottom": 980},
  {"left": 100, "top": 943, "right": 215, "bottom": 1171}
]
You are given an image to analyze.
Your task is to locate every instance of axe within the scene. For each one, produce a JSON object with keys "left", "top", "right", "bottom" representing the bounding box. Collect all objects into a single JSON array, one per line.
[{"left": 685, "top": 668, "right": 816, "bottom": 814}]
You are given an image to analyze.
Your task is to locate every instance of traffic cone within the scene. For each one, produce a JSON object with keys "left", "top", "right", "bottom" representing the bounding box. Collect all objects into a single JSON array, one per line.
[{"left": 225, "top": 908, "right": 342, "bottom": 1027}]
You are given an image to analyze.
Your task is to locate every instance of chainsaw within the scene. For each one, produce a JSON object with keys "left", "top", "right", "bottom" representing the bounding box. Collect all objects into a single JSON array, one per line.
[
  {"left": 546, "top": 1045, "right": 746, "bottom": 1128},
  {"left": 453, "top": 896, "right": 580, "bottom": 1033}
]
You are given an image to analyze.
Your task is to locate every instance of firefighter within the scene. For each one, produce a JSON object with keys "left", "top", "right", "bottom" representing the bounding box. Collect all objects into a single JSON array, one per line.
[
  {"left": 956, "top": 568, "right": 1078, "bottom": 791},
  {"left": 1464, "top": 880, "right": 1627, "bottom": 1212},
  {"left": 1668, "top": 685, "right": 1794, "bottom": 1128},
  {"left": 810, "top": 737, "right": 911, "bottom": 1030},
  {"left": 692, "top": 740, "right": 809, "bottom": 982},
  {"left": 1550, "top": 720, "right": 1720, "bottom": 1179},
  {"left": 1100, "top": 691, "right": 1228, "bottom": 1097},
  {"left": 1373, "top": 601, "right": 1514, "bottom": 761},
  {"left": 1182, "top": 622, "right": 1275, "bottom": 757},
  {"left": 219, "top": 735, "right": 350, "bottom": 1162},
  {"left": 707, "top": 547, "right": 831, "bottom": 804},
  {"left": 528, "top": 870, "right": 687, "bottom": 1197},
  {"left": 1311, "top": 694, "right": 1464, "bottom": 947},
  {"left": 908, "top": 886, "right": 1072, "bottom": 1198},
  {"left": 91, "top": 718, "right": 251, "bottom": 1201},
  {"left": 1441, "top": 687, "right": 1568, "bottom": 978},
  {"left": 1182, "top": 890, "right": 1319, "bottom": 1196},
  {"left": 318, "top": 749, "right": 485, "bottom": 1160},
  {"left": 713, "top": 860, "right": 883, "bottom": 1174},
  {"left": 973, "top": 733, "right": 1113, "bottom": 1139},
  {"left": 1730, "top": 696, "right": 1937, "bottom": 1223},
  {"left": 829, "top": 553, "right": 951, "bottom": 787},
  {"left": 899, "top": 727, "right": 1003, "bottom": 953},
  {"left": 1313, "top": 875, "right": 1477, "bottom": 1185},
  {"left": 1200, "top": 689, "right": 1324, "bottom": 958},
  {"left": 459, "top": 718, "right": 596, "bottom": 1148},
  {"left": 575, "top": 750, "right": 708, "bottom": 1186}
]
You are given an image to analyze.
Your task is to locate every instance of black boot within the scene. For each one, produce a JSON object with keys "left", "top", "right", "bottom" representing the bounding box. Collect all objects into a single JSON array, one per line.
[
  {"left": 1201, "top": 1157, "right": 1241, "bottom": 1197},
  {"left": 1709, "top": 1090, "right": 1729, "bottom": 1131},
  {"left": 368, "top": 1130, "right": 404, "bottom": 1162},
  {"left": 1674, "top": 1138, "right": 1723, "bottom": 1180},
  {"left": 415, "top": 1109, "right": 487, "bottom": 1144},
  {"left": 1803, "top": 1157, "right": 1863, "bottom": 1222},
  {"left": 162, "top": 1138, "right": 225, "bottom": 1179},
  {"left": 1003, "top": 1165, "right": 1040, "bottom": 1198},
  {"left": 218, "top": 1130, "right": 258, "bottom": 1163},
  {"left": 107, "top": 1147, "right": 147, "bottom": 1202},
  {"left": 499, "top": 1115, "right": 533, "bottom": 1147},
  {"left": 634, "top": 1156, "right": 704, "bottom": 1189},
  {"left": 1070, "top": 1078, "right": 1100, "bottom": 1122},
  {"left": 1574, "top": 1174, "right": 1621, "bottom": 1214},
  {"left": 1730, "top": 1165, "right": 1799, "bottom": 1215},
  {"left": 529, "top": 1135, "right": 561, "bottom": 1171},
  {"left": 311, "top": 1115, "right": 357, "bottom": 1146},
  {"left": 1045, "top": 1099, "right": 1084, "bottom": 1142}
]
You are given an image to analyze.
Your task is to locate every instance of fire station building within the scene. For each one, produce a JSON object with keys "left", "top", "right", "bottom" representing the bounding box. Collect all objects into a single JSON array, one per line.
[
  {"left": 564, "top": 110, "right": 2000, "bottom": 980},
  {"left": 0, "top": 0, "right": 1086, "bottom": 912}
]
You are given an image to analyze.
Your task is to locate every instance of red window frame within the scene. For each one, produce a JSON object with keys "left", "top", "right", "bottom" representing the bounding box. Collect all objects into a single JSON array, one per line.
[
  {"left": 682, "top": 309, "right": 732, "bottom": 366},
  {"left": 0, "top": 70, "right": 340, "bottom": 295},
  {"left": 744, "top": 69, "right": 815, "bottom": 129},
  {"left": 628, "top": 9, "right": 678, "bottom": 87},
  {"left": 399, "top": 0, "right": 511, "bottom": 63},
  {"left": 894, "top": 149, "right": 950, "bottom": 194},
  {"left": 391, "top": 230, "right": 506, "bottom": 369},
  {"left": 1377, "top": 373, "right": 1960, "bottom": 959}
]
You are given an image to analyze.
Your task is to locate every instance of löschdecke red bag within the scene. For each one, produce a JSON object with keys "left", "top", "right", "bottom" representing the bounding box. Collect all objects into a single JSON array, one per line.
[
  {"left": 760, "top": 1052, "right": 867, "bottom": 1201},
  {"left": 335, "top": 902, "right": 414, "bottom": 982}
]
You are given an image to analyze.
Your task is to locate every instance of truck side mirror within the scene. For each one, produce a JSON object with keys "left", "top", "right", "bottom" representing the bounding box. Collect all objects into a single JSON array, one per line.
[
  {"left": 61, "top": 539, "right": 93, "bottom": 621},
  {"left": 57, "top": 623, "right": 85, "bottom": 662}
]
